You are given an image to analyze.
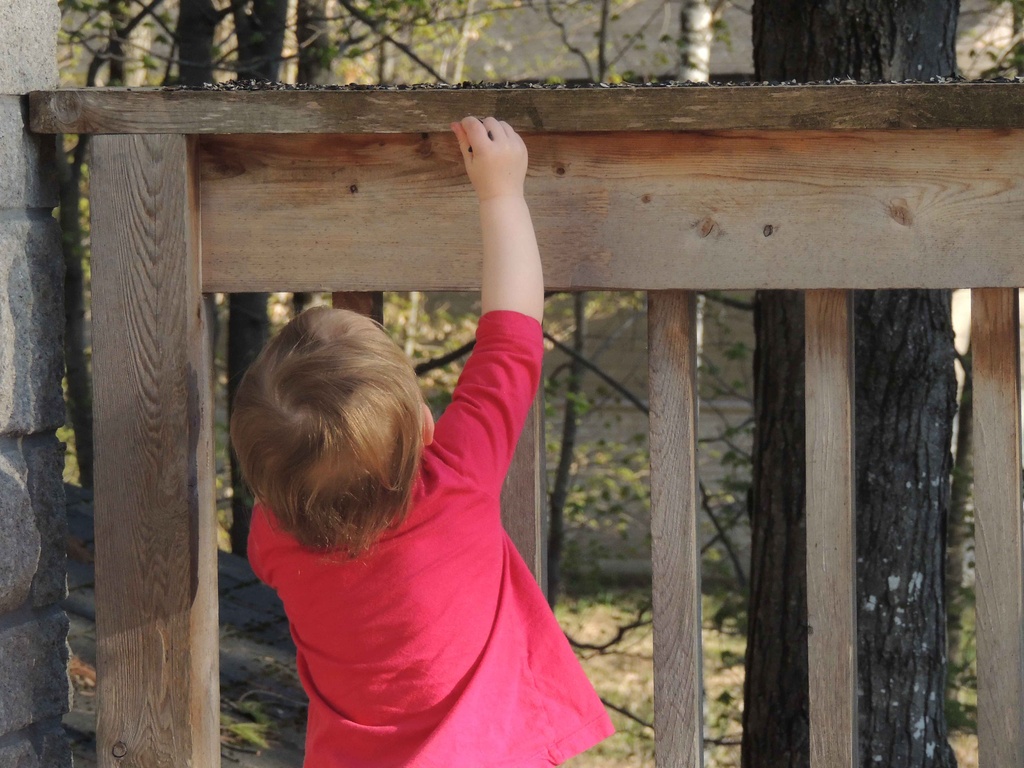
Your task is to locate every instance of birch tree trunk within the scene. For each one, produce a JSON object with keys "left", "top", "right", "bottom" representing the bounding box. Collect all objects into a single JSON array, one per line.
[{"left": 678, "top": 0, "right": 712, "bottom": 82}]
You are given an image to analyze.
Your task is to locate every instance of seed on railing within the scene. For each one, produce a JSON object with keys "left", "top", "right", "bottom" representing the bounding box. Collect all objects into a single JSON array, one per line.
[{"left": 763, "top": 224, "right": 774, "bottom": 237}]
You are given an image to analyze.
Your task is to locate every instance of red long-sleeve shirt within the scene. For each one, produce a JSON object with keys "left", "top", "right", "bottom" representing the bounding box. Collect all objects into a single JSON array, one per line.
[{"left": 249, "top": 311, "right": 613, "bottom": 767}]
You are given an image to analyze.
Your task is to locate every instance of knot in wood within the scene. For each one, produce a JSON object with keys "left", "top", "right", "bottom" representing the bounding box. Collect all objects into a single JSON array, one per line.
[
  {"left": 112, "top": 741, "right": 128, "bottom": 759},
  {"left": 888, "top": 199, "right": 913, "bottom": 227},
  {"left": 697, "top": 217, "right": 717, "bottom": 238}
]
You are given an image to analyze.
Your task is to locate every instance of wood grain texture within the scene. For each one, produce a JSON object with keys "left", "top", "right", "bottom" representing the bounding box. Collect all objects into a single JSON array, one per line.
[
  {"left": 29, "top": 83, "right": 1024, "bottom": 135},
  {"left": 500, "top": 395, "right": 547, "bottom": 589},
  {"left": 198, "top": 130, "right": 1024, "bottom": 292},
  {"left": 648, "top": 291, "right": 703, "bottom": 768},
  {"left": 971, "top": 288, "right": 1024, "bottom": 768},
  {"left": 90, "top": 134, "right": 219, "bottom": 768},
  {"left": 804, "top": 289, "right": 857, "bottom": 768}
]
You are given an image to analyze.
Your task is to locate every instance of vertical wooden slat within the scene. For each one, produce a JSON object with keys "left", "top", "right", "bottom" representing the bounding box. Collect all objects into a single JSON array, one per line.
[
  {"left": 972, "top": 287, "right": 1024, "bottom": 768},
  {"left": 332, "top": 290, "right": 384, "bottom": 322},
  {"left": 501, "top": 394, "right": 547, "bottom": 589},
  {"left": 804, "top": 289, "right": 857, "bottom": 768},
  {"left": 91, "top": 134, "right": 218, "bottom": 768},
  {"left": 648, "top": 290, "right": 703, "bottom": 768}
]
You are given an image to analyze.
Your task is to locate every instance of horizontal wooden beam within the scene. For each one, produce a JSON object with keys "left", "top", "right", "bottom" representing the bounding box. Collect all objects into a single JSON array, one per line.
[
  {"left": 199, "top": 128, "right": 1024, "bottom": 292},
  {"left": 29, "top": 83, "right": 1024, "bottom": 135}
]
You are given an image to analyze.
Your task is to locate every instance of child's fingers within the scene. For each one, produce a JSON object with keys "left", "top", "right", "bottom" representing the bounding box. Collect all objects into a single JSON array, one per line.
[
  {"left": 481, "top": 116, "right": 503, "bottom": 143},
  {"left": 498, "top": 120, "right": 521, "bottom": 145},
  {"left": 461, "top": 116, "right": 490, "bottom": 151},
  {"left": 450, "top": 121, "right": 471, "bottom": 155}
]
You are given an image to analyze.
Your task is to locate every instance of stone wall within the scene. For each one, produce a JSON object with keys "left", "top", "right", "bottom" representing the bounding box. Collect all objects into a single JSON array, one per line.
[{"left": 0, "top": 1, "right": 72, "bottom": 765}]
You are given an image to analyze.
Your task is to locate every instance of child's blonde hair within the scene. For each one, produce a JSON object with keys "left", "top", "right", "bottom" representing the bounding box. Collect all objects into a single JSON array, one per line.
[{"left": 230, "top": 307, "right": 424, "bottom": 555}]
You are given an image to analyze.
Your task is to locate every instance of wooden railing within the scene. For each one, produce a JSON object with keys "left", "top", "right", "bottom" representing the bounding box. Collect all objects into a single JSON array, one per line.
[{"left": 31, "top": 84, "right": 1024, "bottom": 767}]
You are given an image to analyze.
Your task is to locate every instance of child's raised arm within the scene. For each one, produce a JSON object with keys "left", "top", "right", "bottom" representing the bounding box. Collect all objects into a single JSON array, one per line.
[{"left": 451, "top": 116, "right": 544, "bottom": 323}]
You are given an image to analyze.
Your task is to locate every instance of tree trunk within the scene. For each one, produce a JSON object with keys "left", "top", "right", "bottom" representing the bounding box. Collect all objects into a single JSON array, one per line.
[
  {"left": 946, "top": 344, "right": 972, "bottom": 709},
  {"left": 855, "top": 291, "right": 957, "bottom": 767},
  {"left": 743, "top": 291, "right": 809, "bottom": 768},
  {"left": 58, "top": 138, "right": 94, "bottom": 488},
  {"left": 744, "top": 2, "right": 960, "bottom": 767},
  {"left": 678, "top": 0, "right": 712, "bottom": 82},
  {"left": 227, "top": 0, "right": 288, "bottom": 556},
  {"left": 297, "top": 0, "right": 333, "bottom": 84},
  {"left": 233, "top": 0, "right": 290, "bottom": 82},
  {"left": 547, "top": 293, "right": 587, "bottom": 605},
  {"left": 177, "top": 0, "right": 219, "bottom": 85}
]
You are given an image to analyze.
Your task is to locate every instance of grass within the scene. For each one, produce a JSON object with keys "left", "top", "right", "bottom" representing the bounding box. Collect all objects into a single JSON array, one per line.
[
  {"left": 555, "top": 590, "right": 977, "bottom": 768},
  {"left": 556, "top": 592, "right": 744, "bottom": 768}
]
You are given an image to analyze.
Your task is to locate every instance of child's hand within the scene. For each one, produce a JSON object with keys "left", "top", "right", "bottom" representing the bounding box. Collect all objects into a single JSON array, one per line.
[{"left": 450, "top": 116, "right": 528, "bottom": 202}]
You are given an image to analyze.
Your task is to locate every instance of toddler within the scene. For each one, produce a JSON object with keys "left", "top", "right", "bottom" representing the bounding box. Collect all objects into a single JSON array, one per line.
[{"left": 230, "top": 116, "right": 614, "bottom": 767}]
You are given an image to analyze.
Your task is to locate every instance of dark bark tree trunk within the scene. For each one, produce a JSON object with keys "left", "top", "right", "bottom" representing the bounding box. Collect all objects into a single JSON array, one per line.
[
  {"left": 744, "top": 291, "right": 809, "bottom": 768},
  {"left": 743, "top": 3, "right": 960, "bottom": 767},
  {"left": 297, "top": 0, "right": 333, "bottom": 85},
  {"left": 177, "top": 0, "right": 219, "bottom": 86},
  {"left": 227, "top": 0, "right": 288, "bottom": 557},
  {"left": 58, "top": 138, "right": 93, "bottom": 488},
  {"left": 547, "top": 293, "right": 587, "bottom": 605}
]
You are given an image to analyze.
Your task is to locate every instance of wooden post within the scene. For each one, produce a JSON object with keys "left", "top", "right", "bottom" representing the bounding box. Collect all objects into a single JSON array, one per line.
[
  {"left": 972, "top": 288, "right": 1024, "bottom": 768},
  {"left": 648, "top": 290, "right": 703, "bottom": 768},
  {"left": 804, "top": 289, "right": 857, "bottom": 768},
  {"left": 90, "top": 134, "right": 219, "bottom": 768},
  {"left": 501, "top": 395, "right": 547, "bottom": 588}
]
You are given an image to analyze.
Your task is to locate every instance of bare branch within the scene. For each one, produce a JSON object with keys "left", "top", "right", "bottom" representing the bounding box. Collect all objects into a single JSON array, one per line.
[
  {"left": 543, "top": 331, "right": 649, "bottom": 415},
  {"left": 335, "top": 0, "right": 448, "bottom": 82},
  {"left": 414, "top": 339, "right": 476, "bottom": 376},
  {"left": 544, "top": 0, "right": 594, "bottom": 81}
]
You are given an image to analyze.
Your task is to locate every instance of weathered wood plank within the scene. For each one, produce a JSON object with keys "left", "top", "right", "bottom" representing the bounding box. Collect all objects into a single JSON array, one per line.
[
  {"left": 971, "top": 288, "right": 1024, "bottom": 768},
  {"left": 90, "top": 134, "right": 219, "bottom": 767},
  {"left": 29, "top": 83, "right": 1024, "bottom": 135},
  {"left": 199, "top": 129, "right": 1024, "bottom": 292},
  {"left": 501, "top": 395, "right": 547, "bottom": 589},
  {"left": 804, "top": 289, "right": 857, "bottom": 768},
  {"left": 648, "top": 290, "right": 703, "bottom": 768}
]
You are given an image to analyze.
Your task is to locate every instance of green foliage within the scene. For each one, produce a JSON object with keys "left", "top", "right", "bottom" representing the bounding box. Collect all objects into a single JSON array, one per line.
[
  {"left": 220, "top": 698, "right": 275, "bottom": 750},
  {"left": 975, "top": 0, "right": 1024, "bottom": 78}
]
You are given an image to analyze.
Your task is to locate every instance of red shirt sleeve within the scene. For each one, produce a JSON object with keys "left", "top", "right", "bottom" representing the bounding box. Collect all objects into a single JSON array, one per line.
[{"left": 429, "top": 310, "right": 543, "bottom": 495}]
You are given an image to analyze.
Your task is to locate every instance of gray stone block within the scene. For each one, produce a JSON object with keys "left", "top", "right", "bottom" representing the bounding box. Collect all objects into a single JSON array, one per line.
[
  {"left": 0, "top": 214, "right": 64, "bottom": 436},
  {"left": 0, "top": 723, "right": 71, "bottom": 768},
  {"left": 0, "top": 608, "right": 70, "bottom": 738},
  {"left": 0, "top": 96, "right": 58, "bottom": 210},
  {"left": 0, "top": 437, "right": 42, "bottom": 614},
  {"left": 0, "top": 0, "right": 59, "bottom": 94},
  {"left": 35, "top": 721, "right": 72, "bottom": 768},
  {"left": 0, "top": 735, "right": 35, "bottom": 768},
  {"left": 23, "top": 435, "right": 67, "bottom": 607}
]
